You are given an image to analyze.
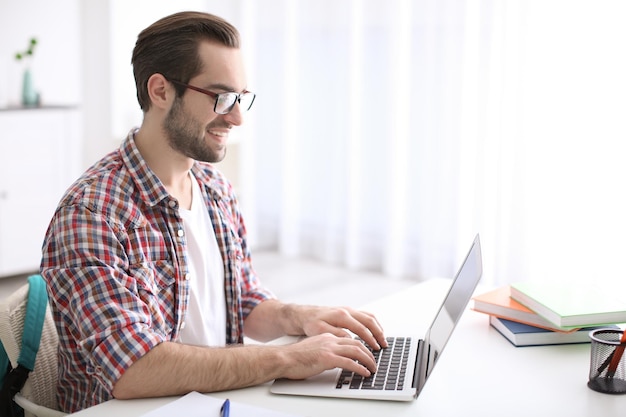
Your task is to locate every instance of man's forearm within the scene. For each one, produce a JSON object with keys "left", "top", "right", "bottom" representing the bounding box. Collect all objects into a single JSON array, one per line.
[
  {"left": 113, "top": 299, "right": 388, "bottom": 400},
  {"left": 112, "top": 341, "right": 288, "bottom": 399},
  {"left": 243, "top": 299, "right": 304, "bottom": 342}
]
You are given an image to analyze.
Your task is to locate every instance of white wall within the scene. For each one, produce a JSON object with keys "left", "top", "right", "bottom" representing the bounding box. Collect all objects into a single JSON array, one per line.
[
  {"left": 0, "top": 0, "right": 81, "bottom": 107},
  {"left": 0, "top": 0, "right": 112, "bottom": 169},
  {"left": 80, "top": 0, "right": 117, "bottom": 167}
]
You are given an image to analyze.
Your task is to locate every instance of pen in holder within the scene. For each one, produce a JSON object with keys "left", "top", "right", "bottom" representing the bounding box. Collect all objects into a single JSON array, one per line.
[{"left": 588, "top": 328, "right": 626, "bottom": 394}]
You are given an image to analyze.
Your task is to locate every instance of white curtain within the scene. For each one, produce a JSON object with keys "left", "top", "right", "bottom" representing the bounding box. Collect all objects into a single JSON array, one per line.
[
  {"left": 111, "top": 0, "right": 626, "bottom": 288},
  {"left": 233, "top": 0, "right": 626, "bottom": 287}
]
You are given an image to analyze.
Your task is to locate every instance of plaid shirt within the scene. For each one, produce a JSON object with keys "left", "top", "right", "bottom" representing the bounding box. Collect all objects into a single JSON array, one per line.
[{"left": 40, "top": 131, "right": 274, "bottom": 413}]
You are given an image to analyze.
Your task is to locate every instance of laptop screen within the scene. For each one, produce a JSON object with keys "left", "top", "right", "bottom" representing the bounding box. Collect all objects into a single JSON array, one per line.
[{"left": 422, "top": 235, "right": 482, "bottom": 382}]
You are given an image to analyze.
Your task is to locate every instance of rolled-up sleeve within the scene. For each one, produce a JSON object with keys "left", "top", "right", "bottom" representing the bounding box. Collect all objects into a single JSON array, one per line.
[{"left": 42, "top": 203, "right": 173, "bottom": 409}]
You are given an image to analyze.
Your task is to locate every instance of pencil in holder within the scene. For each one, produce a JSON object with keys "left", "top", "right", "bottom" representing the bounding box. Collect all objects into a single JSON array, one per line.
[{"left": 588, "top": 328, "right": 626, "bottom": 394}]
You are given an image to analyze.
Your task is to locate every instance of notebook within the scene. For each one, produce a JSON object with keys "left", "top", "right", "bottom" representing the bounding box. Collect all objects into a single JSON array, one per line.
[{"left": 271, "top": 234, "right": 483, "bottom": 401}]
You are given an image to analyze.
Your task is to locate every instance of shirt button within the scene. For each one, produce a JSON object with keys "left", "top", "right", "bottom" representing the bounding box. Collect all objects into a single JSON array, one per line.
[
  {"left": 168, "top": 200, "right": 177, "bottom": 208},
  {"left": 185, "top": 273, "right": 191, "bottom": 281},
  {"left": 180, "top": 321, "right": 186, "bottom": 329},
  {"left": 177, "top": 229, "right": 184, "bottom": 237}
]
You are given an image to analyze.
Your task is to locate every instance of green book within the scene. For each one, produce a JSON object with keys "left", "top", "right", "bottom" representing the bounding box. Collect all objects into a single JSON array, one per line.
[{"left": 510, "top": 282, "right": 626, "bottom": 328}]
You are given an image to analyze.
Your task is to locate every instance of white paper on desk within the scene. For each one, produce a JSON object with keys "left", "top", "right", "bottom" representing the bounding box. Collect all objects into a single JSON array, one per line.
[{"left": 139, "top": 391, "right": 302, "bottom": 417}]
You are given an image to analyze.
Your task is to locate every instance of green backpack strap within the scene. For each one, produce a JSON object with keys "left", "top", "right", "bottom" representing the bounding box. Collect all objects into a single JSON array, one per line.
[
  {"left": 0, "top": 274, "right": 48, "bottom": 417},
  {"left": 18, "top": 275, "right": 47, "bottom": 371}
]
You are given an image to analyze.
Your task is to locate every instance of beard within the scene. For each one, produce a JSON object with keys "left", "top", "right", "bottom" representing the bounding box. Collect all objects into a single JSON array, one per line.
[{"left": 162, "top": 97, "right": 227, "bottom": 163}]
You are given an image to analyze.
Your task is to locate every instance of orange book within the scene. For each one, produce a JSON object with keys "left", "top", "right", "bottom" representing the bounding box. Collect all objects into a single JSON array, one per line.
[{"left": 472, "top": 286, "right": 578, "bottom": 333}]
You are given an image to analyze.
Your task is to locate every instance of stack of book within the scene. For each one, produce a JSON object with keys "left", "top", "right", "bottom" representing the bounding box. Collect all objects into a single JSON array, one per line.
[{"left": 471, "top": 283, "right": 624, "bottom": 347}]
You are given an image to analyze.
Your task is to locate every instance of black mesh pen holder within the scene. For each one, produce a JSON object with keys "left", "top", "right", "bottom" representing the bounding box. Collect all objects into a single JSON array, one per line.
[{"left": 588, "top": 328, "right": 626, "bottom": 394}]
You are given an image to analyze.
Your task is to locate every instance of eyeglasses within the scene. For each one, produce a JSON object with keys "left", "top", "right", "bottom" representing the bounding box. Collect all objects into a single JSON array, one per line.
[{"left": 166, "top": 78, "right": 256, "bottom": 115}]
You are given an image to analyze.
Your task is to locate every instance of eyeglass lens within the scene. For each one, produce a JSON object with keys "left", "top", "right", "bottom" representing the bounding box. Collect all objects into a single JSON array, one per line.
[{"left": 215, "top": 92, "right": 255, "bottom": 114}]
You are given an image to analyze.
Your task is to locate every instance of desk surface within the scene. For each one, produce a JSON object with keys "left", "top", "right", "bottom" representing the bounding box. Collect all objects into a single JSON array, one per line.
[{"left": 70, "top": 279, "right": 625, "bottom": 417}]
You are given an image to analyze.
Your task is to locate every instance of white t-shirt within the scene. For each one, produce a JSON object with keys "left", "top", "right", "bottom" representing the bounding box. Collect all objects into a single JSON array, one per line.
[{"left": 177, "top": 173, "right": 227, "bottom": 347}]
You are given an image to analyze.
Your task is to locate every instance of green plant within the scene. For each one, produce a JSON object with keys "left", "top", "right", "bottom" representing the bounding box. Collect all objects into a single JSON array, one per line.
[{"left": 15, "top": 38, "right": 37, "bottom": 61}]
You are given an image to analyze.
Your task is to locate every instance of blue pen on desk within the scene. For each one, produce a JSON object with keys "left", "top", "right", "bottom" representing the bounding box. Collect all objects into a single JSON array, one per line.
[{"left": 220, "top": 398, "right": 230, "bottom": 417}]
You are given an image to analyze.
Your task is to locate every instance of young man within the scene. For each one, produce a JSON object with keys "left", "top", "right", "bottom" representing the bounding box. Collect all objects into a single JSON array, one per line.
[{"left": 41, "top": 11, "right": 387, "bottom": 413}]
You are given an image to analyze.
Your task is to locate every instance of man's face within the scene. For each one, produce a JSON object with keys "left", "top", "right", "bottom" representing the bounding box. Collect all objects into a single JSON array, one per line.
[{"left": 163, "top": 41, "right": 247, "bottom": 163}]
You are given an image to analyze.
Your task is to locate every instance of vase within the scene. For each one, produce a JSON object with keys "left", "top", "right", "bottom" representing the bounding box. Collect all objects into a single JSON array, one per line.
[{"left": 21, "top": 67, "right": 38, "bottom": 107}]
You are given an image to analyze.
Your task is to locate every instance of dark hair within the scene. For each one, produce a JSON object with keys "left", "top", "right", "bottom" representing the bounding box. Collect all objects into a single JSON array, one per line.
[{"left": 131, "top": 11, "right": 240, "bottom": 111}]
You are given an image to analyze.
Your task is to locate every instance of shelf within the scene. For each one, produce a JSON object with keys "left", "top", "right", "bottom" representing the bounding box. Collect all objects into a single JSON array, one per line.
[{"left": 0, "top": 104, "right": 79, "bottom": 112}]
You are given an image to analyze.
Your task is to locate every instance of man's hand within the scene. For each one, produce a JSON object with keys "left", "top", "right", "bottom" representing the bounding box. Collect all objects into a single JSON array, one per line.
[
  {"left": 296, "top": 305, "right": 388, "bottom": 350},
  {"left": 244, "top": 300, "right": 388, "bottom": 351},
  {"left": 280, "top": 333, "right": 378, "bottom": 379}
]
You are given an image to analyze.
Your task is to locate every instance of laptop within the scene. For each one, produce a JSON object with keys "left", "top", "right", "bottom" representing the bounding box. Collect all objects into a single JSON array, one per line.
[{"left": 270, "top": 234, "right": 483, "bottom": 401}]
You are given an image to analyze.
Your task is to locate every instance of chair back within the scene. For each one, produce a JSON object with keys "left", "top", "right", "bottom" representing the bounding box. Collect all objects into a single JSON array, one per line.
[{"left": 0, "top": 275, "right": 64, "bottom": 416}]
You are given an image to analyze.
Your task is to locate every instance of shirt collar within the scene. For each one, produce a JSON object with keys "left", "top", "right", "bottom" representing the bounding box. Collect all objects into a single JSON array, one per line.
[
  {"left": 120, "top": 129, "right": 171, "bottom": 207},
  {"left": 120, "top": 129, "right": 231, "bottom": 207}
]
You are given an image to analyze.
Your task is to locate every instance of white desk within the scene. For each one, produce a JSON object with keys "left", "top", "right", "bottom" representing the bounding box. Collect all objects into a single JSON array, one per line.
[{"left": 69, "top": 279, "right": 625, "bottom": 417}]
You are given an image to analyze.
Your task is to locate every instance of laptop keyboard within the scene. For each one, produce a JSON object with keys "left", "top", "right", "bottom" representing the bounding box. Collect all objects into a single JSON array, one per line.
[{"left": 336, "top": 336, "right": 412, "bottom": 391}]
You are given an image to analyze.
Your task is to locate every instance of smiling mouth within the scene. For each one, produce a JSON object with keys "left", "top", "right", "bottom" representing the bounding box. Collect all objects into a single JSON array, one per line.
[{"left": 208, "top": 130, "right": 228, "bottom": 137}]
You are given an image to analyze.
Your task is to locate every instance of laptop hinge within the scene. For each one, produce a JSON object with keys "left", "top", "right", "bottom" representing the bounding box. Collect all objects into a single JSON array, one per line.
[{"left": 412, "top": 338, "right": 426, "bottom": 391}]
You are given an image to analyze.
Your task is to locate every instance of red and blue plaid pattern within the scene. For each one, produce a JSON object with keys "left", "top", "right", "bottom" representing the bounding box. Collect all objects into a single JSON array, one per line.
[{"left": 40, "top": 131, "right": 274, "bottom": 413}]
